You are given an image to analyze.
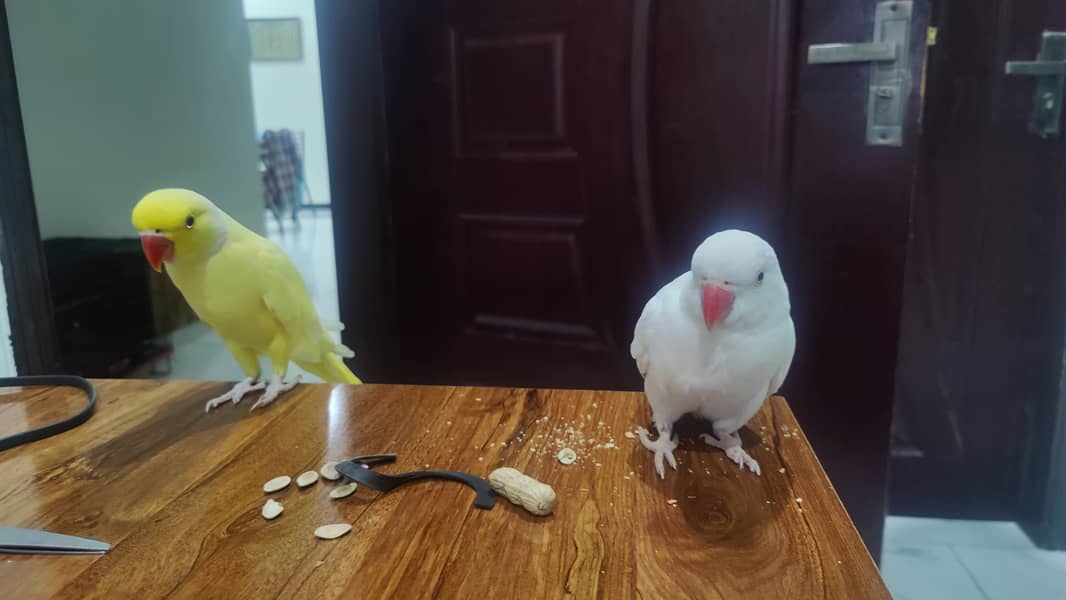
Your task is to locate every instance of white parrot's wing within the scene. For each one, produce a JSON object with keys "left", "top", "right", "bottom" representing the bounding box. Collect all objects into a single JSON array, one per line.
[
  {"left": 631, "top": 295, "right": 661, "bottom": 379},
  {"left": 767, "top": 318, "right": 797, "bottom": 395}
]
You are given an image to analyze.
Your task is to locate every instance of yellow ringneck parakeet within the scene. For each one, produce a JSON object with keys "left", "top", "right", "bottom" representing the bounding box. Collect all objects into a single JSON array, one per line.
[{"left": 131, "top": 188, "right": 361, "bottom": 411}]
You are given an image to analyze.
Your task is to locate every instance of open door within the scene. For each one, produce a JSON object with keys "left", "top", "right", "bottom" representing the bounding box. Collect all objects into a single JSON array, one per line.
[
  {"left": 890, "top": 0, "right": 1066, "bottom": 548},
  {"left": 320, "top": 0, "right": 932, "bottom": 556}
]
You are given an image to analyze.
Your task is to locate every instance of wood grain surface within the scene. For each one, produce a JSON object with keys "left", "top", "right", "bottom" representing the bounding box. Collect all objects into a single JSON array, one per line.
[{"left": 0, "top": 381, "right": 888, "bottom": 599}]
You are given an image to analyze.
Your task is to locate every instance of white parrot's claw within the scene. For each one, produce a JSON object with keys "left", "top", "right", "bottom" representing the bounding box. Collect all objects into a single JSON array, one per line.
[
  {"left": 249, "top": 374, "right": 302, "bottom": 411},
  {"left": 724, "top": 445, "right": 761, "bottom": 476},
  {"left": 700, "top": 433, "right": 760, "bottom": 475},
  {"left": 638, "top": 427, "right": 678, "bottom": 479}
]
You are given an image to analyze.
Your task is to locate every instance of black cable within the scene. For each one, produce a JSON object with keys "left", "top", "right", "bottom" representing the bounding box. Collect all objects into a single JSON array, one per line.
[{"left": 0, "top": 376, "right": 97, "bottom": 452}]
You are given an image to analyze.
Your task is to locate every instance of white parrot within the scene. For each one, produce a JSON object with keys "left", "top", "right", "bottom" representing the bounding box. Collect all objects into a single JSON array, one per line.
[{"left": 632, "top": 229, "right": 795, "bottom": 478}]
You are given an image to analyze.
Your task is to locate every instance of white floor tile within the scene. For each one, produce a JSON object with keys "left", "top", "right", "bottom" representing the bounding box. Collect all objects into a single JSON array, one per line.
[
  {"left": 952, "top": 546, "right": 1066, "bottom": 600},
  {"left": 880, "top": 545, "right": 988, "bottom": 600},
  {"left": 884, "top": 517, "right": 1034, "bottom": 549}
]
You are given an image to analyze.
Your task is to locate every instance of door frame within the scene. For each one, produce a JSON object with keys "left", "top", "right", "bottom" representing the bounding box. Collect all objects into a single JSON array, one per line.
[
  {"left": 0, "top": 2, "right": 61, "bottom": 375},
  {"left": 316, "top": 0, "right": 395, "bottom": 381}
]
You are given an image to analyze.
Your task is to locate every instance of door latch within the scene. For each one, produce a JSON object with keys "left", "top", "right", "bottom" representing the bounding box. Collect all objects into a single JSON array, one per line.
[
  {"left": 1005, "top": 31, "right": 1066, "bottom": 138},
  {"left": 807, "top": 1, "right": 913, "bottom": 146}
]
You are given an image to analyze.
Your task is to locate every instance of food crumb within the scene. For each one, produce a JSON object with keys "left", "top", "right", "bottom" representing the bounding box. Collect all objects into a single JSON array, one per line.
[
  {"left": 687, "top": 495, "right": 696, "bottom": 499},
  {"left": 315, "top": 560, "right": 325, "bottom": 568},
  {"left": 779, "top": 467, "right": 786, "bottom": 474},
  {"left": 478, "top": 457, "right": 484, "bottom": 462},
  {"left": 795, "top": 497, "right": 803, "bottom": 503},
  {"left": 557, "top": 448, "right": 577, "bottom": 464},
  {"left": 623, "top": 475, "right": 631, "bottom": 480},
  {"left": 624, "top": 431, "right": 636, "bottom": 439},
  {"left": 446, "top": 421, "right": 453, "bottom": 426},
  {"left": 666, "top": 499, "right": 679, "bottom": 506}
]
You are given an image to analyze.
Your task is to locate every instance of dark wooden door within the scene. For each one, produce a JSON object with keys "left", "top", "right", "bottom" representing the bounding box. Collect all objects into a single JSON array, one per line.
[
  {"left": 370, "top": 0, "right": 657, "bottom": 389},
  {"left": 319, "top": 0, "right": 930, "bottom": 559},
  {"left": 889, "top": 0, "right": 1066, "bottom": 547}
]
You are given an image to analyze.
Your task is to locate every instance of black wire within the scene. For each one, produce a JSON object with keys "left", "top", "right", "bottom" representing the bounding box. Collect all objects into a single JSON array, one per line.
[{"left": 0, "top": 376, "right": 96, "bottom": 452}]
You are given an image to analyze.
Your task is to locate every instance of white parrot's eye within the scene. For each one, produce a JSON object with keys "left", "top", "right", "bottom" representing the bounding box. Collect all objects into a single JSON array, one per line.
[
  {"left": 185, "top": 215, "right": 195, "bottom": 229},
  {"left": 755, "top": 272, "right": 765, "bottom": 286}
]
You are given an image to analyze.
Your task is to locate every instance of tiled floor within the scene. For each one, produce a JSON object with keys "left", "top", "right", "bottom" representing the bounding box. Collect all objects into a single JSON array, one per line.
[
  {"left": 164, "top": 209, "right": 340, "bottom": 384},
  {"left": 881, "top": 516, "right": 1066, "bottom": 600}
]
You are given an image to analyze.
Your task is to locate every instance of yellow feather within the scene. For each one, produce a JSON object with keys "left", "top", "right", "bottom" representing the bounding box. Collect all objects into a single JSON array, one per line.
[{"left": 131, "top": 189, "right": 362, "bottom": 385}]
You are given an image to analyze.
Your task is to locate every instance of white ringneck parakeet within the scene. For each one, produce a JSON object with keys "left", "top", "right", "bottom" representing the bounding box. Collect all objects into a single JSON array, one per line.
[
  {"left": 631, "top": 230, "right": 795, "bottom": 478},
  {"left": 132, "top": 188, "right": 361, "bottom": 411}
]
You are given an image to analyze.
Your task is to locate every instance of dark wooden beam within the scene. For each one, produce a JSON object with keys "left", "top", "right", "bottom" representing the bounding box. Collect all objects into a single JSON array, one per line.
[{"left": 0, "top": 2, "right": 61, "bottom": 374}]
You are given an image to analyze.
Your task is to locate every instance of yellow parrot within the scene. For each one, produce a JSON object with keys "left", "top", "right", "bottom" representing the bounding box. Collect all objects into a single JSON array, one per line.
[{"left": 131, "top": 188, "right": 361, "bottom": 412}]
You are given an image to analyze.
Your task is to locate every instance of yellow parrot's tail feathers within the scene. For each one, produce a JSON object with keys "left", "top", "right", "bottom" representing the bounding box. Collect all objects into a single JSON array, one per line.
[{"left": 296, "top": 354, "right": 362, "bottom": 385}]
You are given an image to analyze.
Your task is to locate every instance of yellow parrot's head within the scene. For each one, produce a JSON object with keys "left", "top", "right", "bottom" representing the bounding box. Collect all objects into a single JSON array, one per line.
[{"left": 131, "top": 188, "right": 229, "bottom": 272}]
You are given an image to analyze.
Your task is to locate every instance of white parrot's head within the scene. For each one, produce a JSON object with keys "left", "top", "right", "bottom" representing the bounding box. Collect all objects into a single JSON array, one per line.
[
  {"left": 132, "top": 188, "right": 229, "bottom": 271},
  {"left": 689, "top": 229, "right": 790, "bottom": 330}
]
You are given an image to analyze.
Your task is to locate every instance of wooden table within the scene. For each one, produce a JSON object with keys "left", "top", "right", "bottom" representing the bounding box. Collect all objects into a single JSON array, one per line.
[{"left": 0, "top": 380, "right": 889, "bottom": 599}]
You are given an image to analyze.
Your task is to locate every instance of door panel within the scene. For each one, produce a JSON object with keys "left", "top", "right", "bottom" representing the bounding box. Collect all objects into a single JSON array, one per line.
[
  {"left": 376, "top": 0, "right": 652, "bottom": 388},
  {"left": 890, "top": 0, "right": 1066, "bottom": 546},
  {"left": 785, "top": 0, "right": 931, "bottom": 557},
  {"left": 322, "top": 0, "right": 926, "bottom": 558}
]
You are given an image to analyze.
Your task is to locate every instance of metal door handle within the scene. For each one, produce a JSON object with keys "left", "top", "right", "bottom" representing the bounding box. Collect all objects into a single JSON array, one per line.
[
  {"left": 808, "top": 42, "right": 897, "bottom": 65},
  {"left": 1005, "top": 62, "right": 1066, "bottom": 76},
  {"left": 806, "top": 1, "right": 913, "bottom": 146},
  {"left": 1004, "top": 31, "right": 1065, "bottom": 138}
]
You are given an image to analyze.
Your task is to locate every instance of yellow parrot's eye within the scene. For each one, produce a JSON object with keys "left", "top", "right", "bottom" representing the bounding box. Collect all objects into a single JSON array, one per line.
[{"left": 185, "top": 215, "right": 195, "bottom": 229}]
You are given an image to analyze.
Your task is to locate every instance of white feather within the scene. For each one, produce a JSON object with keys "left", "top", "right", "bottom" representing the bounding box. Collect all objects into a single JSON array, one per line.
[{"left": 632, "top": 230, "right": 795, "bottom": 435}]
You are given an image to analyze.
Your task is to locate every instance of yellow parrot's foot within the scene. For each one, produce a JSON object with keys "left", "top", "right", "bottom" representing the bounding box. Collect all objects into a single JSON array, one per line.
[
  {"left": 205, "top": 377, "right": 266, "bottom": 413},
  {"left": 249, "top": 374, "right": 302, "bottom": 411}
]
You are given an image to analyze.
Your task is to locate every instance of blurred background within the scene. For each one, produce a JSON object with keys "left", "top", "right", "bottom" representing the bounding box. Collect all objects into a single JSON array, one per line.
[{"left": 0, "top": 1, "right": 1064, "bottom": 597}]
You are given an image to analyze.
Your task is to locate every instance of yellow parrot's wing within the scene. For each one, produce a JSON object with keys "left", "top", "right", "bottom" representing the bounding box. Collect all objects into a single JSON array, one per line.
[{"left": 253, "top": 242, "right": 328, "bottom": 363}]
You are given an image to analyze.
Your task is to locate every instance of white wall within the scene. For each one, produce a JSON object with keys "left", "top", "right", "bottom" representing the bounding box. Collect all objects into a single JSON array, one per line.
[
  {"left": 7, "top": 0, "right": 263, "bottom": 239},
  {"left": 243, "top": 0, "right": 331, "bottom": 205},
  {"left": 0, "top": 260, "right": 16, "bottom": 377}
]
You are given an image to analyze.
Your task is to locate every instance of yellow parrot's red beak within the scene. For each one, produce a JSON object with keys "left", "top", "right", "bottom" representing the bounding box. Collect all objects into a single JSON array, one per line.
[{"left": 140, "top": 234, "right": 174, "bottom": 272}]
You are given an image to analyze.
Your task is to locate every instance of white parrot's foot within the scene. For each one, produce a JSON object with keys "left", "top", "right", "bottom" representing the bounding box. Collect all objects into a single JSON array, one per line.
[
  {"left": 249, "top": 374, "right": 302, "bottom": 411},
  {"left": 205, "top": 377, "right": 266, "bottom": 413},
  {"left": 699, "top": 433, "right": 761, "bottom": 475},
  {"left": 638, "top": 426, "right": 679, "bottom": 479}
]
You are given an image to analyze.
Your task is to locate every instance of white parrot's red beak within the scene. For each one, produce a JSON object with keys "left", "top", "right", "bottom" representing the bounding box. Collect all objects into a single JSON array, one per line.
[
  {"left": 140, "top": 233, "right": 174, "bottom": 272},
  {"left": 701, "top": 282, "right": 734, "bottom": 329}
]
